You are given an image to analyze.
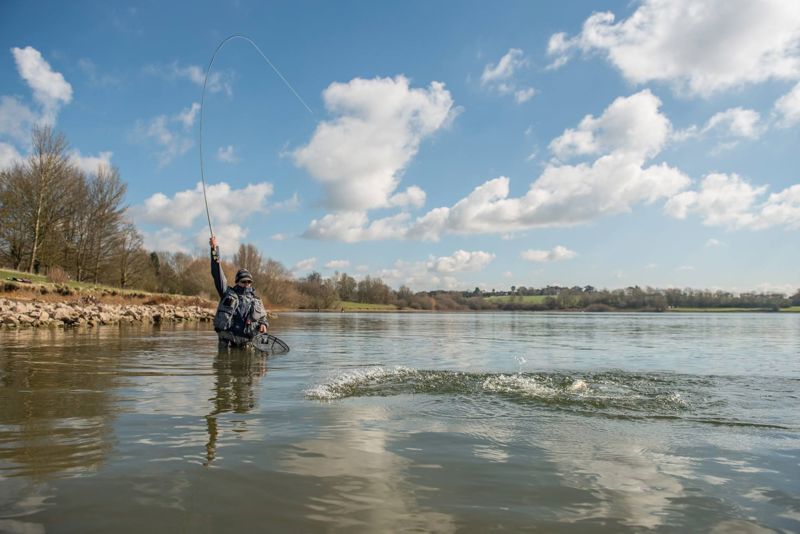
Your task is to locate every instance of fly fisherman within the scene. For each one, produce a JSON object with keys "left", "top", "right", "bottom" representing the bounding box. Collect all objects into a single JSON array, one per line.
[{"left": 210, "top": 235, "right": 269, "bottom": 348}]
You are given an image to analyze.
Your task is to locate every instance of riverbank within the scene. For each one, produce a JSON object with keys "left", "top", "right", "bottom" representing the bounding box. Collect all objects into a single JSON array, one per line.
[{"left": 0, "top": 296, "right": 214, "bottom": 329}]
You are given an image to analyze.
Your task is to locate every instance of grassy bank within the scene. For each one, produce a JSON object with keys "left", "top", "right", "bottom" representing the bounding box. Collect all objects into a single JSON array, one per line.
[{"left": 1, "top": 268, "right": 214, "bottom": 308}]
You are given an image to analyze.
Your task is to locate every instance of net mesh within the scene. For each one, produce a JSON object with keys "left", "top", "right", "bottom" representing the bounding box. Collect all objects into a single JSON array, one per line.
[{"left": 252, "top": 333, "right": 290, "bottom": 354}]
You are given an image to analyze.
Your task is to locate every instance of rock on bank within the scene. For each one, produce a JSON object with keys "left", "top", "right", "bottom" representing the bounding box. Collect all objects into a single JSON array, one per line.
[{"left": 0, "top": 297, "right": 214, "bottom": 329}]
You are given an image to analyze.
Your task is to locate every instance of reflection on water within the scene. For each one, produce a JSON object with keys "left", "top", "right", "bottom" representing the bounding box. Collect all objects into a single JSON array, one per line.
[
  {"left": 204, "top": 349, "right": 267, "bottom": 466},
  {"left": 0, "top": 328, "right": 117, "bottom": 479},
  {"left": 0, "top": 314, "right": 798, "bottom": 532}
]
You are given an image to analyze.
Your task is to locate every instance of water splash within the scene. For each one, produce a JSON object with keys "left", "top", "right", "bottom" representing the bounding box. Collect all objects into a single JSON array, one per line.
[{"left": 305, "top": 367, "right": 691, "bottom": 413}]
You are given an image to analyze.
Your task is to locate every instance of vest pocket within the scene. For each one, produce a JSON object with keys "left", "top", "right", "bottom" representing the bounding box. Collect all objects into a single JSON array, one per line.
[{"left": 213, "top": 292, "right": 238, "bottom": 332}]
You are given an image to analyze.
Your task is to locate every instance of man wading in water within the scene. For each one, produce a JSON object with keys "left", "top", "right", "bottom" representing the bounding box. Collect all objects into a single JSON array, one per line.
[{"left": 210, "top": 235, "right": 270, "bottom": 348}]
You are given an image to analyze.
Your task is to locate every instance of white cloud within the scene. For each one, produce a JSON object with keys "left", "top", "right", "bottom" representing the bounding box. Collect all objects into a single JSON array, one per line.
[
  {"left": 325, "top": 259, "right": 350, "bottom": 270},
  {"left": 547, "top": 0, "right": 800, "bottom": 96},
  {"left": 521, "top": 246, "right": 577, "bottom": 263},
  {"left": 705, "top": 238, "right": 723, "bottom": 247},
  {"left": 293, "top": 75, "right": 456, "bottom": 211},
  {"left": 481, "top": 49, "right": 535, "bottom": 104},
  {"left": 677, "top": 265, "right": 695, "bottom": 271},
  {"left": 370, "top": 250, "right": 494, "bottom": 291},
  {"left": 134, "top": 181, "right": 273, "bottom": 230},
  {"left": 665, "top": 173, "right": 800, "bottom": 229},
  {"left": 514, "top": 88, "right": 536, "bottom": 103},
  {"left": 427, "top": 250, "right": 494, "bottom": 273},
  {"left": 388, "top": 185, "right": 426, "bottom": 209},
  {"left": 271, "top": 233, "right": 287, "bottom": 241},
  {"left": 0, "top": 96, "right": 38, "bottom": 145},
  {"left": 147, "top": 62, "right": 233, "bottom": 96},
  {"left": 134, "top": 103, "right": 200, "bottom": 167},
  {"left": 293, "top": 257, "right": 317, "bottom": 273},
  {"left": 195, "top": 223, "right": 248, "bottom": 253},
  {"left": 69, "top": 149, "right": 113, "bottom": 175},
  {"left": 0, "top": 142, "right": 23, "bottom": 170},
  {"left": 673, "top": 107, "right": 765, "bottom": 148},
  {"left": 12, "top": 46, "right": 72, "bottom": 123},
  {"left": 272, "top": 192, "right": 300, "bottom": 211},
  {"left": 775, "top": 82, "right": 800, "bottom": 127},
  {"left": 482, "top": 49, "right": 526, "bottom": 84},
  {"left": 405, "top": 156, "right": 688, "bottom": 239},
  {"left": 549, "top": 90, "right": 670, "bottom": 160},
  {"left": 176, "top": 102, "right": 200, "bottom": 128},
  {"left": 142, "top": 228, "right": 189, "bottom": 253},
  {"left": 303, "top": 211, "right": 410, "bottom": 242},
  {"left": 217, "top": 145, "right": 239, "bottom": 163},
  {"left": 304, "top": 91, "right": 690, "bottom": 242},
  {"left": 703, "top": 108, "right": 763, "bottom": 139}
]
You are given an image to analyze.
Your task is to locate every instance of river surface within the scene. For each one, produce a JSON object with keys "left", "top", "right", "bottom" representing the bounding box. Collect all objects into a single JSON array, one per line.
[{"left": 1, "top": 312, "right": 799, "bottom": 532}]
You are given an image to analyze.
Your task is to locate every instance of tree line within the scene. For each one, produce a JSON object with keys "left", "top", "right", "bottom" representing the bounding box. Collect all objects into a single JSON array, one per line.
[
  {"left": 2, "top": 126, "right": 797, "bottom": 311},
  {"left": 0, "top": 126, "right": 147, "bottom": 287}
]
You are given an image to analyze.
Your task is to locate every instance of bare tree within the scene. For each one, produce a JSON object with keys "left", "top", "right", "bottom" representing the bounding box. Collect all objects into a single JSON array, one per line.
[
  {"left": 233, "top": 243, "right": 264, "bottom": 277},
  {"left": 116, "top": 222, "right": 145, "bottom": 288},
  {"left": 0, "top": 163, "right": 32, "bottom": 269},
  {"left": 25, "top": 125, "right": 78, "bottom": 273},
  {"left": 85, "top": 165, "right": 127, "bottom": 283}
]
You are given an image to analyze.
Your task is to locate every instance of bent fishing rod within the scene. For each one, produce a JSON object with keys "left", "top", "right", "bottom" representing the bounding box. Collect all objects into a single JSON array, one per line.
[{"left": 198, "top": 34, "right": 314, "bottom": 237}]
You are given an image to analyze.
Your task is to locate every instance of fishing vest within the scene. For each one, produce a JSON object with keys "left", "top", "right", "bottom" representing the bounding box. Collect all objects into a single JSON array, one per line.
[{"left": 213, "top": 286, "right": 265, "bottom": 338}]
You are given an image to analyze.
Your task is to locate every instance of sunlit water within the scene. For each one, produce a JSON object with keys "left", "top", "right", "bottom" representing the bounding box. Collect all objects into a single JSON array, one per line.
[{"left": 1, "top": 312, "right": 799, "bottom": 532}]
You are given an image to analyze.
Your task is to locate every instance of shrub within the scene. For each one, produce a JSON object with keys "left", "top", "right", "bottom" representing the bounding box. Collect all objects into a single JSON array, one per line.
[{"left": 47, "top": 266, "right": 70, "bottom": 284}]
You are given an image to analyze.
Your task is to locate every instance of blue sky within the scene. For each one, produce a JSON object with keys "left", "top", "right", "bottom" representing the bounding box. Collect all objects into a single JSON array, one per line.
[{"left": 1, "top": 0, "right": 799, "bottom": 293}]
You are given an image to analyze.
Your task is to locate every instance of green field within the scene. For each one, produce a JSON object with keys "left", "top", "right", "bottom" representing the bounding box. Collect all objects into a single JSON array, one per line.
[{"left": 484, "top": 295, "right": 548, "bottom": 304}]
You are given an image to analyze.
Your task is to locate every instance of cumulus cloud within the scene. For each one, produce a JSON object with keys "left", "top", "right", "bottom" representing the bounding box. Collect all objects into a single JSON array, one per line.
[
  {"left": 217, "top": 145, "right": 239, "bottom": 163},
  {"left": 703, "top": 108, "right": 764, "bottom": 139},
  {"left": 195, "top": 223, "right": 248, "bottom": 252},
  {"left": 146, "top": 61, "right": 233, "bottom": 96},
  {"left": 0, "top": 142, "right": 23, "bottom": 170},
  {"left": 176, "top": 102, "right": 200, "bottom": 128},
  {"left": 427, "top": 250, "right": 494, "bottom": 273},
  {"left": 388, "top": 185, "right": 426, "bottom": 209},
  {"left": 774, "top": 82, "right": 800, "bottom": 127},
  {"left": 141, "top": 228, "right": 189, "bottom": 253},
  {"left": 0, "top": 96, "right": 39, "bottom": 145},
  {"left": 303, "top": 211, "right": 409, "bottom": 242},
  {"left": 521, "top": 246, "right": 577, "bottom": 263},
  {"left": 293, "top": 257, "right": 317, "bottom": 273},
  {"left": 12, "top": 46, "right": 73, "bottom": 122},
  {"left": 134, "top": 181, "right": 273, "bottom": 230},
  {"left": 133, "top": 102, "right": 199, "bottom": 167},
  {"left": 549, "top": 90, "right": 670, "bottom": 160},
  {"left": 325, "top": 259, "right": 350, "bottom": 270},
  {"left": 304, "top": 91, "right": 690, "bottom": 242},
  {"left": 481, "top": 49, "right": 536, "bottom": 103},
  {"left": 0, "top": 48, "right": 71, "bottom": 151},
  {"left": 293, "top": 75, "right": 456, "bottom": 211},
  {"left": 673, "top": 107, "right": 765, "bottom": 147},
  {"left": 371, "top": 250, "right": 494, "bottom": 291},
  {"left": 665, "top": 173, "right": 800, "bottom": 229},
  {"left": 69, "top": 149, "right": 113, "bottom": 174},
  {"left": 547, "top": 0, "right": 800, "bottom": 96}
]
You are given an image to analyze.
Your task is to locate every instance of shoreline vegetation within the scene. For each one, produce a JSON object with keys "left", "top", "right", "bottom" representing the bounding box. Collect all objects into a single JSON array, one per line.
[
  {"left": 1, "top": 267, "right": 798, "bottom": 330},
  {"left": 1, "top": 126, "right": 798, "bottom": 328}
]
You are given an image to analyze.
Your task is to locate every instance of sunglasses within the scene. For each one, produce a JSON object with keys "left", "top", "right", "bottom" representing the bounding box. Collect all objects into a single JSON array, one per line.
[{"left": 238, "top": 280, "right": 252, "bottom": 285}]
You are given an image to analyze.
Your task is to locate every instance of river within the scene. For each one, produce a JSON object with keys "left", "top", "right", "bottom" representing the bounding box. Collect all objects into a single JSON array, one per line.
[{"left": 1, "top": 312, "right": 799, "bottom": 532}]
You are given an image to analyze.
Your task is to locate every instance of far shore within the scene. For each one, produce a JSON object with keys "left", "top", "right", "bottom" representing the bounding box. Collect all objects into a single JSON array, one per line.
[{"left": 2, "top": 291, "right": 797, "bottom": 331}]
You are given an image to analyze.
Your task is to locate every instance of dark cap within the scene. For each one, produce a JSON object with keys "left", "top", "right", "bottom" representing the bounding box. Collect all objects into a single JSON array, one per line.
[{"left": 235, "top": 269, "right": 253, "bottom": 283}]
